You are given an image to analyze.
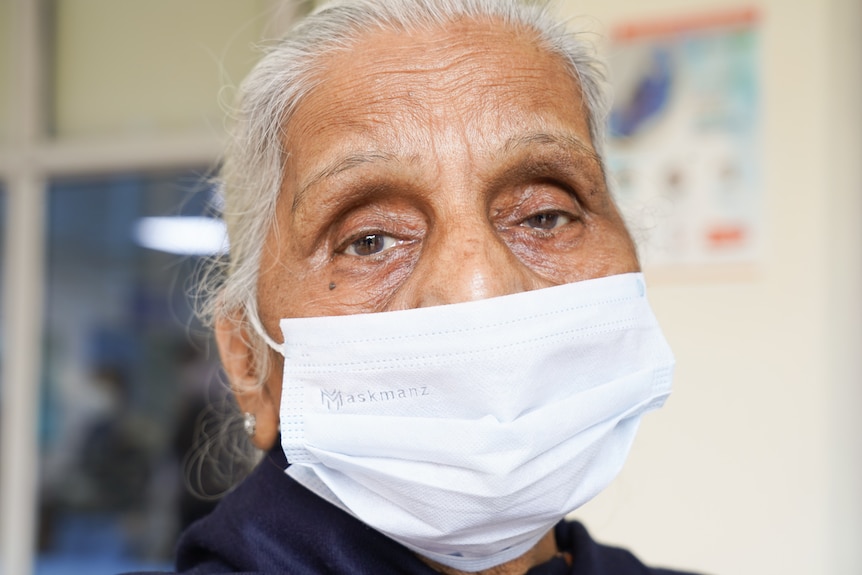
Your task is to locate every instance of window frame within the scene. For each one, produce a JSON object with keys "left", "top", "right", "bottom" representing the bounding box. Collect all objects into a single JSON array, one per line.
[{"left": 0, "top": 1, "right": 302, "bottom": 573}]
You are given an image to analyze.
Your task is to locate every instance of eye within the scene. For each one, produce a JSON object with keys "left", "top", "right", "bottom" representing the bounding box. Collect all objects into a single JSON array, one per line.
[
  {"left": 343, "top": 233, "right": 399, "bottom": 256},
  {"left": 521, "top": 211, "right": 572, "bottom": 230}
]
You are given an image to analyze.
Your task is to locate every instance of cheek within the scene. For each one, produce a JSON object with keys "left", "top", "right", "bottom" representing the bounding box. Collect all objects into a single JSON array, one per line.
[
  {"left": 577, "top": 223, "right": 640, "bottom": 278},
  {"left": 264, "top": 349, "right": 284, "bottom": 394},
  {"left": 326, "top": 254, "right": 418, "bottom": 312},
  {"left": 506, "top": 221, "right": 638, "bottom": 283},
  {"left": 265, "top": 251, "right": 420, "bottom": 319},
  {"left": 256, "top": 233, "right": 327, "bottom": 325}
]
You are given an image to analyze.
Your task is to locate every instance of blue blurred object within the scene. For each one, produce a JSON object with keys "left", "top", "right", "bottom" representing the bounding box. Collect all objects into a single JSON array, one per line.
[
  {"left": 36, "top": 556, "right": 171, "bottom": 575},
  {"left": 34, "top": 513, "right": 170, "bottom": 575},
  {"left": 610, "top": 47, "right": 674, "bottom": 138}
]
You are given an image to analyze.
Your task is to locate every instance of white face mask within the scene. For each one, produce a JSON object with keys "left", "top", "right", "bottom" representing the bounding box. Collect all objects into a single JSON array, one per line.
[{"left": 254, "top": 272, "right": 674, "bottom": 572}]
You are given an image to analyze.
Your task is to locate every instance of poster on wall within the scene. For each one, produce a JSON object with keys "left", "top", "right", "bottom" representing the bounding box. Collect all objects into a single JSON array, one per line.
[{"left": 606, "top": 9, "right": 761, "bottom": 269}]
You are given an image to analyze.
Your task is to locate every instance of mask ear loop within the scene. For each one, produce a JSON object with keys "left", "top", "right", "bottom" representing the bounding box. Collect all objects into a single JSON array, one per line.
[{"left": 245, "top": 304, "right": 283, "bottom": 355}]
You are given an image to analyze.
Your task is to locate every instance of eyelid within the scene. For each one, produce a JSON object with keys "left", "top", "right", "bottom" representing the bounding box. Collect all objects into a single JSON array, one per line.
[
  {"left": 334, "top": 215, "right": 424, "bottom": 258},
  {"left": 519, "top": 211, "right": 574, "bottom": 230},
  {"left": 512, "top": 182, "right": 583, "bottom": 215},
  {"left": 295, "top": 182, "right": 405, "bottom": 251},
  {"left": 341, "top": 232, "right": 401, "bottom": 257},
  {"left": 304, "top": 187, "right": 422, "bottom": 255},
  {"left": 486, "top": 149, "right": 599, "bottom": 201},
  {"left": 335, "top": 227, "right": 386, "bottom": 252}
]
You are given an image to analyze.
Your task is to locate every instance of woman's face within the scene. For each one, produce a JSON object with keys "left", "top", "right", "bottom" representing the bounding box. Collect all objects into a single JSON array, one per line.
[{"left": 221, "top": 19, "right": 639, "bottom": 448}]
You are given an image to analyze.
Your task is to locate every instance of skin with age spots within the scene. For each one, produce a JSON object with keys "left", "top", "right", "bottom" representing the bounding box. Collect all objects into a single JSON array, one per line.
[{"left": 216, "top": 17, "right": 638, "bottom": 575}]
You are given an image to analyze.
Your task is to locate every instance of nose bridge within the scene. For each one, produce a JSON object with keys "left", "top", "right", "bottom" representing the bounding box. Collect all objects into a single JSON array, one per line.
[{"left": 414, "top": 218, "right": 529, "bottom": 307}]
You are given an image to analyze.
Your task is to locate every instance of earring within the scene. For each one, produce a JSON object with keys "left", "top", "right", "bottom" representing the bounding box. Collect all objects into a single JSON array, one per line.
[{"left": 243, "top": 412, "right": 257, "bottom": 438}]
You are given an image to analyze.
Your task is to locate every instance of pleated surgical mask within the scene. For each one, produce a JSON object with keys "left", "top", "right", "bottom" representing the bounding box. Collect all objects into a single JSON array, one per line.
[{"left": 254, "top": 272, "right": 674, "bottom": 572}]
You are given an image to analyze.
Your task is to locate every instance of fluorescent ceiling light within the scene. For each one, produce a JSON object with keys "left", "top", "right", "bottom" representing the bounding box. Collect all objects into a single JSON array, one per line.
[{"left": 133, "top": 216, "right": 229, "bottom": 256}]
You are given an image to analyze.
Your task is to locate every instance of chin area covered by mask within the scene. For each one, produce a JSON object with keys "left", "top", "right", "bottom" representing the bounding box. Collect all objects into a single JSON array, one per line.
[{"left": 252, "top": 272, "right": 674, "bottom": 572}]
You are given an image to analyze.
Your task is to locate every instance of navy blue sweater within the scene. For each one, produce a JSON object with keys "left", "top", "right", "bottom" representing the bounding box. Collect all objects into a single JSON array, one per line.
[{"left": 148, "top": 446, "right": 698, "bottom": 574}]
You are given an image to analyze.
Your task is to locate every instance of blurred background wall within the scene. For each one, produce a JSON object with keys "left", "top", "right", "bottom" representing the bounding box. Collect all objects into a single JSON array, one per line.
[
  {"left": 0, "top": 1, "right": 859, "bottom": 574},
  {"left": 564, "top": 2, "right": 862, "bottom": 575}
]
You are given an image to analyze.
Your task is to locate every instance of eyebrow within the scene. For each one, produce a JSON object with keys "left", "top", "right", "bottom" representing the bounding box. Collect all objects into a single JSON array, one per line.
[
  {"left": 501, "top": 132, "right": 601, "bottom": 165},
  {"left": 292, "top": 151, "right": 398, "bottom": 212},
  {"left": 290, "top": 131, "right": 600, "bottom": 213}
]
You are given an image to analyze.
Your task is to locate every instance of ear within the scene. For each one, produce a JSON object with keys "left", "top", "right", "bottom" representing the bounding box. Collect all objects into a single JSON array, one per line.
[{"left": 215, "top": 313, "right": 280, "bottom": 450}]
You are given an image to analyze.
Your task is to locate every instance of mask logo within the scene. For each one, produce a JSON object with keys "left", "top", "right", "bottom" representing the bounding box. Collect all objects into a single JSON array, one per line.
[
  {"left": 319, "top": 387, "right": 431, "bottom": 410},
  {"left": 320, "top": 389, "right": 344, "bottom": 410}
]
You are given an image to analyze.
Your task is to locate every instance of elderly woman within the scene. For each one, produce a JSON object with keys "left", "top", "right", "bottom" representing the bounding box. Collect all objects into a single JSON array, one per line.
[{"left": 170, "top": 0, "right": 696, "bottom": 573}]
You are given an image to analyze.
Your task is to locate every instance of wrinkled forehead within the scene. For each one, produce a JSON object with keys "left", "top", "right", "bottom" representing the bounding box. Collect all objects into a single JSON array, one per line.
[{"left": 281, "top": 18, "right": 594, "bottom": 176}]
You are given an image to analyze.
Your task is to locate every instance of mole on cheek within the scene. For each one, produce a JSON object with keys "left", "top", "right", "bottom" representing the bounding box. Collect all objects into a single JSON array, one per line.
[{"left": 329, "top": 282, "right": 336, "bottom": 291}]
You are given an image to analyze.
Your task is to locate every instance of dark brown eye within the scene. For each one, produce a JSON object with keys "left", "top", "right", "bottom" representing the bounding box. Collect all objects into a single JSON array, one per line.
[
  {"left": 345, "top": 233, "right": 397, "bottom": 256},
  {"left": 522, "top": 212, "right": 571, "bottom": 230}
]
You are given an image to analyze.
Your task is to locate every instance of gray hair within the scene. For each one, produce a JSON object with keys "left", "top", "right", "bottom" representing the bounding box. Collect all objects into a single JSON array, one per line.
[{"left": 206, "top": 0, "right": 611, "bottom": 389}]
